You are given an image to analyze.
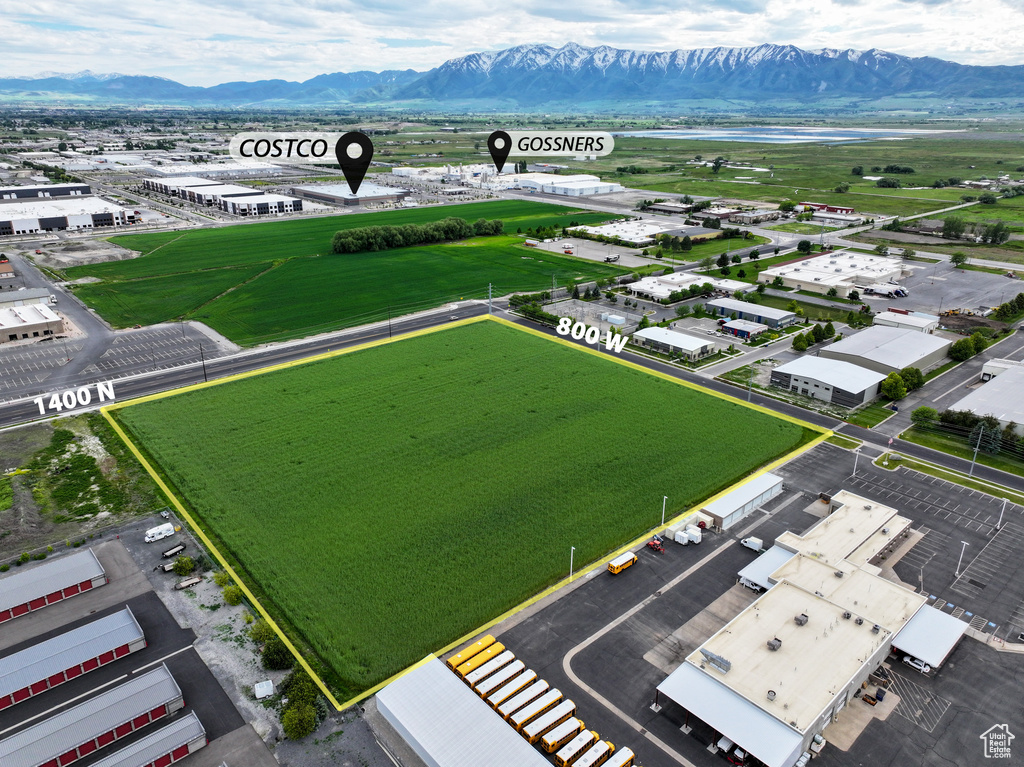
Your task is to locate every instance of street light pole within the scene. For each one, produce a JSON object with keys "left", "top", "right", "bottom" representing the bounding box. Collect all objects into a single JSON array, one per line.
[
  {"left": 199, "top": 343, "right": 208, "bottom": 383},
  {"left": 853, "top": 448, "right": 861, "bottom": 477},
  {"left": 968, "top": 426, "right": 984, "bottom": 477},
  {"left": 661, "top": 496, "right": 668, "bottom": 526},
  {"left": 569, "top": 546, "right": 575, "bottom": 581},
  {"left": 955, "top": 540, "right": 969, "bottom": 577},
  {"left": 997, "top": 498, "right": 1007, "bottom": 531}
]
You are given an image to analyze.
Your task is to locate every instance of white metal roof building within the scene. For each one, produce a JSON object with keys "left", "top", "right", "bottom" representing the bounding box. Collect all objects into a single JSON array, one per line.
[
  {"left": 0, "top": 198, "right": 135, "bottom": 236},
  {"left": 377, "top": 657, "right": 551, "bottom": 767},
  {"left": 769, "top": 356, "right": 888, "bottom": 407},
  {"left": 758, "top": 252, "right": 899, "bottom": 297},
  {"left": 702, "top": 473, "right": 784, "bottom": 530},
  {"left": 738, "top": 545, "right": 796, "bottom": 592},
  {"left": 981, "top": 358, "right": 1024, "bottom": 381},
  {"left": 291, "top": 182, "right": 410, "bottom": 206},
  {"left": 722, "top": 319, "right": 768, "bottom": 339},
  {"left": 569, "top": 220, "right": 675, "bottom": 247},
  {"left": 0, "top": 608, "right": 146, "bottom": 710},
  {"left": 891, "top": 605, "right": 968, "bottom": 667},
  {"left": 0, "top": 289, "right": 52, "bottom": 309},
  {"left": 819, "top": 326, "right": 952, "bottom": 374},
  {"left": 873, "top": 311, "right": 938, "bottom": 333},
  {"left": 0, "top": 664, "right": 183, "bottom": 767},
  {"left": 705, "top": 298, "right": 796, "bottom": 328},
  {"left": 0, "top": 549, "right": 106, "bottom": 623},
  {"left": 948, "top": 366, "right": 1024, "bottom": 436},
  {"left": 0, "top": 304, "right": 63, "bottom": 344},
  {"left": 86, "top": 712, "right": 206, "bottom": 767},
  {"left": 632, "top": 327, "right": 715, "bottom": 360}
]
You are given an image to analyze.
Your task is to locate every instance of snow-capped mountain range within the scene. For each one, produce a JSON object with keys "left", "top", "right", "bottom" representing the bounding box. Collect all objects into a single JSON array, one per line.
[{"left": 3, "top": 43, "right": 1022, "bottom": 107}]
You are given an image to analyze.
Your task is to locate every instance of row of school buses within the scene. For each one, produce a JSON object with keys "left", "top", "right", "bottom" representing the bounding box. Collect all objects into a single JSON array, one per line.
[{"left": 446, "top": 635, "right": 639, "bottom": 767}]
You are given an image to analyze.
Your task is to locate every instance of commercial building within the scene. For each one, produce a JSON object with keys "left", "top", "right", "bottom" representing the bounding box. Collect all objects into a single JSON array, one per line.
[
  {"left": 377, "top": 657, "right": 551, "bottom": 767},
  {"left": 646, "top": 202, "right": 693, "bottom": 215},
  {"left": 0, "top": 664, "right": 184, "bottom": 767},
  {"left": 0, "top": 288, "right": 53, "bottom": 310},
  {"left": 148, "top": 160, "right": 282, "bottom": 177},
  {"left": 819, "top": 326, "right": 952, "bottom": 374},
  {"left": 811, "top": 211, "right": 864, "bottom": 227},
  {"left": 705, "top": 298, "right": 796, "bottom": 328},
  {"left": 702, "top": 473, "right": 783, "bottom": 530},
  {"left": 570, "top": 219, "right": 675, "bottom": 247},
  {"left": 769, "top": 357, "right": 887, "bottom": 407},
  {"left": 627, "top": 271, "right": 749, "bottom": 302},
  {"left": 514, "top": 173, "right": 623, "bottom": 196},
  {"left": 981, "top": 358, "right": 1024, "bottom": 381},
  {"left": 0, "top": 608, "right": 146, "bottom": 710},
  {"left": 0, "top": 183, "right": 91, "bottom": 202},
  {"left": 692, "top": 207, "right": 740, "bottom": 221},
  {"left": 86, "top": 712, "right": 206, "bottom": 767},
  {"left": 142, "top": 177, "right": 301, "bottom": 216},
  {"left": 799, "top": 202, "right": 854, "bottom": 214},
  {"left": 658, "top": 491, "right": 966, "bottom": 767},
  {"left": 291, "top": 182, "right": 411, "bottom": 207},
  {"left": 0, "top": 260, "right": 12, "bottom": 279},
  {"left": 722, "top": 319, "right": 768, "bottom": 339},
  {"left": 220, "top": 193, "right": 304, "bottom": 216},
  {"left": 948, "top": 366, "right": 1024, "bottom": 435},
  {"left": 0, "top": 550, "right": 106, "bottom": 624},
  {"left": 0, "top": 198, "right": 136, "bottom": 236},
  {"left": 730, "top": 210, "right": 780, "bottom": 225},
  {"left": 758, "top": 252, "right": 903, "bottom": 298},
  {"left": 632, "top": 327, "right": 715, "bottom": 360},
  {"left": 872, "top": 310, "right": 938, "bottom": 333},
  {"left": 658, "top": 225, "right": 723, "bottom": 243},
  {"left": 0, "top": 304, "right": 63, "bottom": 343}
]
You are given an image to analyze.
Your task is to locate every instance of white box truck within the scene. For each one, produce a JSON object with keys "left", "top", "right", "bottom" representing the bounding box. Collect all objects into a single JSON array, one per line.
[
  {"left": 741, "top": 537, "right": 763, "bottom": 552},
  {"left": 144, "top": 523, "right": 175, "bottom": 543}
]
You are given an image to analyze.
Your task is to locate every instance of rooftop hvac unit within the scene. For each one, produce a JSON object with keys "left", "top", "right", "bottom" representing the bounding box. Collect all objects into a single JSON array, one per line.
[
  {"left": 882, "top": 527, "right": 890, "bottom": 534},
  {"left": 855, "top": 617, "right": 864, "bottom": 625},
  {"left": 767, "top": 690, "right": 777, "bottom": 701},
  {"left": 872, "top": 624, "right": 881, "bottom": 634},
  {"left": 835, "top": 268, "right": 843, "bottom": 272},
  {"left": 700, "top": 648, "right": 732, "bottom": 674},
  {"left": 834, "top": 571, "right": 845, "bottom": 578},
  {"left": 842, "top": 611, "right": 852, "bottom": 619},
  {"left": 794, "top": 613, "right": 809, "bottom": 626},
  {"left": 767, "top": 638, "right": 782, "bottom": 651},
  {"left": 865, "top": 504, "right": 872, "bottom": 510}
]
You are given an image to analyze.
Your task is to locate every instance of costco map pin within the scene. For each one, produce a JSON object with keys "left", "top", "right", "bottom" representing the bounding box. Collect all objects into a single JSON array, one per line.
[
  {"left": 487, "top": 130, "right": 512, "bottom": 173},
  {"left": 335, "top": 132, "right": 374, "bottom": 194}
]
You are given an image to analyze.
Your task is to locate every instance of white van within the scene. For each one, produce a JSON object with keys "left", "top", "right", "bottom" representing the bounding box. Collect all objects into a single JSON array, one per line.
[{"left": 144, "top": 523, "right": 175, "bottom": 543}]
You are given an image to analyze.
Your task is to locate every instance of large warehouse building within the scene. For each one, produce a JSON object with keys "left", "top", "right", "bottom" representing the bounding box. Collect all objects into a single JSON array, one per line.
[
  {"left": 819, "top": 326, "right": 951, "bottom": 374},
  {"left": 705, "top": 298, "right": 797, "bottom": 328},
  {"left": 0, "top": 549, "right": 106, "bottom": 623},
  {"left": 770, "top": 357, "right": 887, "bottom": 407},
  {"left": 702, "top": 473, "right": 784, "bottom": 530},
  {"left": 872, "top": 310, "right": 938, "bottom": 334},
  {"left": 0, "top": 183, "right": 91, "bottom": 201},
  {"left": 142, "top": 177, "right": 302, "bottom": 216},
  {"left": 627, "top": 270, "right": 748, "bottom": 301},
  {"left": 0, "top": 303, "right": 64, "bottom": 343},
  {"left": 758, "top": 252, "right": 903, "bottom": 298},
  {"left": 948, "top": 366, "right": 1024, "bottom": 436},
  {"left": 513, "top": 173, "right": 623, "bottom": 196},
  {"left": 632, "top": 327, "right": 715, "bottom": 360},
  {"left": 657, "top": 491, "right": 967, "bottom": 767},
  {"left": 0, "top": 198, "right": 136, "bottom": 236},
  {"left": 291, "top": 182, "right": 411, "bottom": 206}
]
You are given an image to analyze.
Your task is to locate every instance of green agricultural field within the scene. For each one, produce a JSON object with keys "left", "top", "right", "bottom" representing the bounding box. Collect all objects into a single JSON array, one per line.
[
  {"left": 114, "top": 319, "right": 817, "bottom": 697},
  {"left": 65, "top": 201, "right": 624, "bottom": 343}
]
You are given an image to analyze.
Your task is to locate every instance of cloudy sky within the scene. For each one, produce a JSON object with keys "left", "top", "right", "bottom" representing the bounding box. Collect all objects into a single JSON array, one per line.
[{"left": 6, "top": 0, "right": 1024, "bottom": 84}]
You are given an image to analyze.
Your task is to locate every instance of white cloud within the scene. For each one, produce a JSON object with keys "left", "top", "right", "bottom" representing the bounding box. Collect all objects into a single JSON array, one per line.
[{"left": 4, "top": 0, "right": 1023, "bottom": 85}]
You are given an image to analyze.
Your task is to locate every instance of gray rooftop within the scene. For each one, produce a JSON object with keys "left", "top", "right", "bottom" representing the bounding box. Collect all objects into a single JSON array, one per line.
[
  {"left": 821, "top": 325, "right": 950, "bottom": 368},
  {"left": 87, "top": 712, "right": 205, "bottom": 767},
  {"left": 377, "top": 658, "right": 550, "bottom": 767},
  {"left": 774, "top": 356, "right": 887, "bottom": 393},
  {"left": 0, "top": 607, "right": 144, "bottom": 698},
  {"left": 0, "top": 289, "right": 53, "bottom": 306},
  {"left": 949, "top": 366, "right": 1024, "bottom": 424},
  {"left": 0, "top": 664, "right": 181, "bottom": 767},
  {"left": 706, "top": 297, "right": 795, "bottom": 321},
  {"left": 0, "top": 549, "right": 105, "bottom": 614}
]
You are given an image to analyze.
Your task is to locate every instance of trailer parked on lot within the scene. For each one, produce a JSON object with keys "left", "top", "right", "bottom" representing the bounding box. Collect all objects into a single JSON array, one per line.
[
  {"left": 161, "top": 543, "right": 186, "bottom": 559},
  {"left": 173, "top": 577, "right": 202, "bottom": 591}
]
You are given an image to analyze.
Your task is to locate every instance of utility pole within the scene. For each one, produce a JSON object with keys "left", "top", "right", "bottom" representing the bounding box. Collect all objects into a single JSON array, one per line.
[
  {"left": 853, "top": 447, "right": 861, "bottom": 477},
  {"left": 199, "top": 343, "right": 208, "bottom": 383},
  {"left": 997, "top": 497, "right": 1007, "bottom": 531},
  {"left": 968, "top": 426, "right": 984, "bottom": 477},
  {"left": 387, "top": 305, "right": 392, "bottom": 337},
  {"left": 747, "top": 364, "right": 754, "bottom": 402},
  {"left": 661, "top": 495, "right": 668, "bottom": 526},
  {"left": 488, "top": 283, "right": 493, "bottom": 315},
  {"left": 569, "top": 546, "right": 575, "bottom": 581}
]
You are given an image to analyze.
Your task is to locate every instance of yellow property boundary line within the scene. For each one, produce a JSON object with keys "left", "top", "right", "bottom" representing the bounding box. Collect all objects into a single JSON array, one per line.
[{"left": 102, "top": 313, "right": 829, "bottom": 711}]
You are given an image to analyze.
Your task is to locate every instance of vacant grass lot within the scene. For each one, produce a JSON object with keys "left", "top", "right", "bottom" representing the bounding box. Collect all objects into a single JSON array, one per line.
[
  {"left": 115, "top": 320, "right": 815, "bottom": 696},
  {"left": 65, "top": 201, "right": 625, "bottom": 343}
]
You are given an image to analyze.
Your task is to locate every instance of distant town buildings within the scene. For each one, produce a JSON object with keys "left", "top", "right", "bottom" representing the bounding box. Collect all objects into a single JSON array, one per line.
[{"left": 142, "top": 177, "right": 302, "bottom": 216}]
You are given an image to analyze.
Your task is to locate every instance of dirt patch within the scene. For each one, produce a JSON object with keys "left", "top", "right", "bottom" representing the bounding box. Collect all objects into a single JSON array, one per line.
[
  {"left": 30, "top": 238, "right": 140, "bottom": 270},
  {"left": 939, "top": 313, "right": 1009, "bottom": 334}
]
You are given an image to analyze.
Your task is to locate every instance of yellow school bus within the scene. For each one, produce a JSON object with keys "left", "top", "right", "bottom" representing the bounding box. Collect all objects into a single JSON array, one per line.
[
  {"left": 523, "top": 700, "right": 576, "bottom": 744},
  {"left": 604, "top": 748, "right": 636, "bottom": 767},
  {"left": 607, "top": 552, "right": 637, "bottom": 574},
  {"left": 474, "top": 659, "right": 525, "bottom": 698},
  {"left": 497, "top": 679, "right": 549, "bottom": 719},
  {"left": 541, "top": 716, "right": 585, "bottom": 753},
  {"left": 465, "top": 650, "right": 516, "bottom": 689},
  {"left": 555, "top": 730, "right": 599, "bottom": 767},
  {"left": 487, "top": 669, "right": 537, "bottom": 709},
  {"left": 445, "top": 635, "right": 495, "bottom": 670},
  {"left": 510, "top": 688, "right": 562, "bottom": 732},
  {"left": 454, "top": 641, "right": 505, "bottom": 678},
  {"left": 574, "top": 741, "right": 615, "bottom": 767}
]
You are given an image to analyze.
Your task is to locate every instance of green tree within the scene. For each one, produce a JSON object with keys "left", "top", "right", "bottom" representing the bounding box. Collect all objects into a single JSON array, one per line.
[
  {"left": 223, "top": 585, "right": 244, "bottom": 606},
  {"left": 675, "top": 305, "right": 691, "bottom": 318},
  {"left": 811, "top": 323, "right": 825, "bottom": 342},
  {"left": 901, "top": 248, "right": 916, "bottom": 259},
  {"left": 681, "top": 235, "right": 692, "bottom": 252},
  {"left": 791, "top": 333, "right": 809, "bottom": 352},
  {"left": 950, "top": 251, "right": 968, "bottom": 267},
  {"left": 282, "top": 703, "right": 317, "bottom": 740},
  {"left": 756, "top": 282, "right": 766, "bottom": 294},
  {"left": 717, "top": 253, "right": 730, "bottom": 269},
  {"left": 700, "top": 255, "right": 714, "bottom": 272},
  {"left": 731, "top": 253, "right": 742, "bottom": 264},
  {"left": 880, "top": 372, "right": 908, "bottom": 400},
  {"left": 261, "top": 636, "right": 294, "bottom": 670},
  {"left": 876, "top": 177, "right": 901, "bottom": 188},
  {"left": 712, "top": 156, "right": 726, "bottom": 174},
  {"left": 970, "top": 331, "right": 987, "bottom": 354},
  {"left": 942, "top": 216, "right": 967, "bottom": 239},
  {"left": 834, "top": 182, "right": 850, "bottom": 193},
  {"left": 873, "top": 244, "right": 890, "bottom": 256},
  {"left": 638, "top": 314, "right": 651, "bottom": 329},
  {"left": 899, "top": 367, "right": 925, "bottom": 391},
  {"left": 823, "top": 321, "right": 835, "bottom": 338},
  {"left": 911, "top": 406, "right": 939, "bottom": 426},
  {"left": 249, "top": 619, "right": 276, "bottom": 644},
  {"left": 772, "top": 275, "right": 785, "bottom": 288},
  {"left": 57, "top": 141, "right": 68, "bottom": 152},
  {"left": 949, "top": 337, "right": 976, "bottom": 361},
  {"left": 748, "top": 249, "right": 760, "bottom": 259},
  {"left": 979, "top": 192, "right": 998, "bottom": 204},
  {"left": 851, "top": 166, "right": 863, "bottom": 176},
  {"left": 796, "top": 240, "right": 812, "bottom": 254},
  {"left": 572, "top": 284, "right": 580, "bottom": 300},
  {"left": 826, "top": 287, "right": 838, "bottom": 297},
  {"left": 849, "top": 290, "right": 860, "bottom": 301},
  {"left": 779, "top": 200, "right": 797, "bottom": 212},
  {"left": 172, "top": 556, "right": 195, "bottom": 576}
]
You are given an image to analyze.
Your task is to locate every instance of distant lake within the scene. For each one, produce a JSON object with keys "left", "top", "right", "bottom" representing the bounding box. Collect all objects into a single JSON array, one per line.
[{"left": 612, "top": 127, "right": 958, "bottom": 144}]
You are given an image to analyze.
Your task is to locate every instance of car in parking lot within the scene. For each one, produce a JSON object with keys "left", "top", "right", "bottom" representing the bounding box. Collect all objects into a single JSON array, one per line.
[{"left": 902, "top": 655, "right": 931, "bottom": 674}]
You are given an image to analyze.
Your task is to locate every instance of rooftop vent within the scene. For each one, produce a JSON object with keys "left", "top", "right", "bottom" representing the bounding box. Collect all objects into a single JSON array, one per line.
[
  {"left": 855, "top": 617, "right": 864, "bottom": 625},
  {"left": 767, "top": 690, "right": 777, "bottom": 701},
  {"left": 842, "top": 611, "right": 852, "bottom": 619},
  {"left": 767, "top": 638, "right": 782, "bottom": 651},
  {"left": 835, "top": 571, "right": 845, "bottom": 578},
  {"left": 865, "top": 504, "right": 872, "bottom": 510},
  {"left": 872, "top": 624, "right": 881, "bottom": 634},
  {"left": 795, "top": 613, "right": 809, "bottom": 626},
  {"left": 882, "top": 527, "right": 890, "bottom": 534}
]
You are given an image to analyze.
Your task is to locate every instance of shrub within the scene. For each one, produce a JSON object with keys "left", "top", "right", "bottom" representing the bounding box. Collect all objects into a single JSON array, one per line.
[
  {"left": 213, "top": 571, "right": 231, "bottom": 587},
  {"left": 262, "top": 636, "right": 294, "bottom": 670},
  {"left": 172, "top": 556, "right": 195, "bottom": 576},
  {"left": 194, "top": 553, "right": 213, "bottom": 572},
  {"left": 880, "top": 372, "right": 907, "bottom": 401},
  {"left": 282, "top": 703, "right": 317, "bottom": 740},
  {"left": 249, "top": 619, "right": 276, "bottom": 644},
  {"left": 911, "top": 406, "right": 939, "bottom": 426},
  {"left": 796, "top": 240, "right": 812, "bottom": 254},
  {"left": 283, "top": 669, "right": 320, "bottom": 708},
  {"left": 949, "top": 338, "right": 976, "bottom": 361},
  {"left": 223, "top": 585, "right": 244, "bottom": 606},
  {"left": 0, "top": 565, "right": 8, "bottom": 572}
]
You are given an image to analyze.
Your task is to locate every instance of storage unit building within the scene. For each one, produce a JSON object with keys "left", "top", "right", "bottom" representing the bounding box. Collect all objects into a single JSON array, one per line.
[
  {"left": 0, "top": 549, "right": 106, "bottom": 624},
  {"left": 769, "top": 357, "right": 887, "bottom": 407},
  {"left": 702, "top": 473, "right": 784, "bottom": 530},
  {"left": 377, "top": 657, "right": 550, "bottom": 767},
  {"left": 632, "top": 327, "right": 714, "bottom": 360},
  {"left": 0, "top": 608, "right": 146, "bottom": 710},
  {"left": 819, "top": 326, "right": 952, "bottom": 374},
  {"left": 705, "top": 298, "right": 796, "bottom": 328},
  {"left": 0, "top": 664, "right": 184, "bottom": 767},
  {"left": 84, "top": 712, "right": 206, "bottom": 767}
]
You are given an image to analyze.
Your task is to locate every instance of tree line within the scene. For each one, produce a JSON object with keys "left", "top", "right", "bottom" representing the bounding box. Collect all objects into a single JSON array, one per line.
[{"left": 331, "top": 217, "right": 503, "bottom": 253}]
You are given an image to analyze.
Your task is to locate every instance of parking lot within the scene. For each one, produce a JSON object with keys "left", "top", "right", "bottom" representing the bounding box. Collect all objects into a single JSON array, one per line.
[
  {"left": 488, "top": 438, "right": 1024, "bottom": 767},
  {"left": 888, "top": 258, "right": 1019, "bottom": 314},
  {"left": 0, "top": 340, "right": 85, "bottom": 395}
]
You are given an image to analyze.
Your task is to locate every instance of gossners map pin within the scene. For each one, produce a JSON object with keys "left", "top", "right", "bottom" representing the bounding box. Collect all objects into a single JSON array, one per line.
[
  {"left": 487, "top": 130, "right": 512, "bottom": 174},
  {"left": 335, "top": 132, "right": 374, "bottom": 194}
]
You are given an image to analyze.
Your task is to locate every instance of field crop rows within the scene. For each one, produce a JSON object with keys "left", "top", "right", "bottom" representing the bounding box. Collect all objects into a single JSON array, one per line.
[
  {"left": 67, "top": 201, "right": 623, "bottom": 344},
  {"left": 114, "top": 319, "right": 816, "bottom": 696}
]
